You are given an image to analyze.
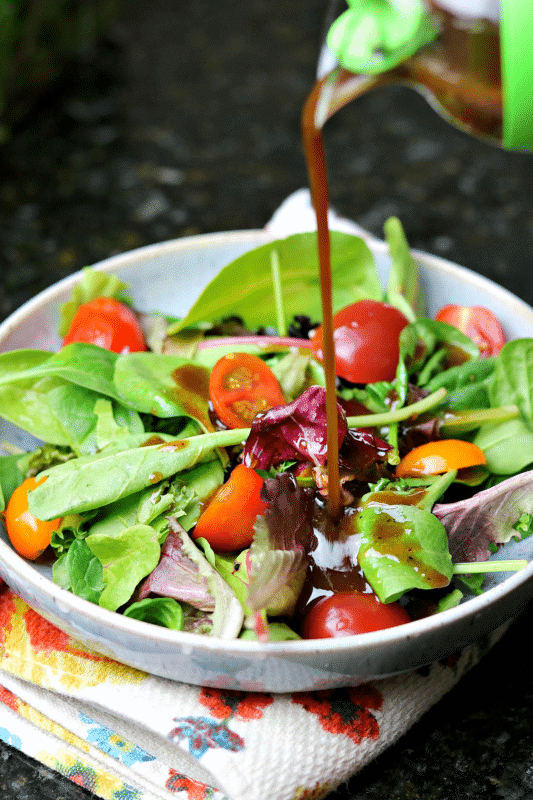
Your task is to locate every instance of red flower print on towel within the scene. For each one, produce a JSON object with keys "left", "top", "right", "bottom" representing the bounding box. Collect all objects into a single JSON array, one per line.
[
  {"left": 166, "top": 769, "right": 214, "bottom": 798},
  {"left": 199, "top": 687, "right": 274, "bottom": 721},
  {"left": 292, "top": 685, "right": 383, "bottom": 744},
  {"left": 0, "top": 684, "right": 19, "bottom": 712}
]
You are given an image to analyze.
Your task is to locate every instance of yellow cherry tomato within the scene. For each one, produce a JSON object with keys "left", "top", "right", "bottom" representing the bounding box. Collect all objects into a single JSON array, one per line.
[
  {"left": 396, "top": 440, "right": 487, "bottom": 478},
  {"left": 4, "top": 477, "right": 61, "bottom": 560}
]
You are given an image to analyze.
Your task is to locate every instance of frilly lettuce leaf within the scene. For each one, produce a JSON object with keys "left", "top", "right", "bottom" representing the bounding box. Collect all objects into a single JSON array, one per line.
[
  {"left": 433, "top": 470, "right": 533, "bottom": 562},
  {"left": 138, "top": 518, "right": 244, "bottom": 639},
  {"left": 243, "top": 385, "right": 347, "bottom": 470},
  {"left": 245, "top": 473, "right": 312, "bottom": 621},
  {"left": 59, "top": 267, "right": 132, "bottom": 337}
]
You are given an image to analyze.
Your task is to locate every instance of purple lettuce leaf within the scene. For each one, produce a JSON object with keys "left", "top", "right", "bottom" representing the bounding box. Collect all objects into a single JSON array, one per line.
[
  {"left": 138, "top": 517, "right": 243, "bottom": 638},
  {"left": 339, "top": 428, "right": 392, "bottom": 481},
  {"left": 243, "top": 385, "right": 347, "bottom": 470},
  {"left": 433, "top": 470, "right": 533, "bottom": 562}
]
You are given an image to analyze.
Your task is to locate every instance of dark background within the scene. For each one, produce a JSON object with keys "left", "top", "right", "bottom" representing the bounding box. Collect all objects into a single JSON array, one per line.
[{"left": 2, "top": 1, "right": 533, "bottom": 797}]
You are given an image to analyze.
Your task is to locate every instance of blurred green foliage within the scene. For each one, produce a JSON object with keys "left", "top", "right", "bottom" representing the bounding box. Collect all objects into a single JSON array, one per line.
[{"left": 0, "top": 0, "right": 121, "bottom": 140}]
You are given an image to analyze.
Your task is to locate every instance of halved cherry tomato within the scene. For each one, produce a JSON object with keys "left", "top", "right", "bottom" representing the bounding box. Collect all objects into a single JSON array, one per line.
[
  {"left": 435, "top": 304, "right": 505, "bottom": 357},
  {"left": 311, "top": 300, "right": 410, "bottom": 384},
  {"left": 209, "top": 352, "right": 285, "bottom": 429},
  {"left": 192, "top": 464, "right": 268, "bottom": 551},
  {"left": 63, "top": 296, "right": 147, "bottom": 354},
  {"left": 396, "top": 439, "right": 486, "bottom": 478},
  {"left": 301, "top": 592, "right": 410, "bottom": 638},
  {"left": 4, "top": 477, "right": 61, "bottom": 560}
]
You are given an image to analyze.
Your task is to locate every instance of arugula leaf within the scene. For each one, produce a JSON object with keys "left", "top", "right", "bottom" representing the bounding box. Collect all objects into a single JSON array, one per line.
[{"left": 169, "top": 232, "right": 381, "bottom": 334}]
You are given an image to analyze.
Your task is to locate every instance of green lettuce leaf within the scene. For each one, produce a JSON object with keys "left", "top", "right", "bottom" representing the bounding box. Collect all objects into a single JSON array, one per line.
[
  {"left": 86, "top": 523, "right": 161, "bottom": 612},
  {"left": 169, "top": 232, "right": 381, "bottom": 334}
]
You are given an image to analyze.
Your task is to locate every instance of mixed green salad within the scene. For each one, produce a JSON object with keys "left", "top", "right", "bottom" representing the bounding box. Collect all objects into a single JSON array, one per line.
[{"left": 1, "top": 219, "right": 532, "bottom": 642}]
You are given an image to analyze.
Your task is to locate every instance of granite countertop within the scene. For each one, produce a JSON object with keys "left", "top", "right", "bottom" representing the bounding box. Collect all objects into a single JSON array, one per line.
[{"left": 2, "top": 1, "right": 533, "bottom": 797}]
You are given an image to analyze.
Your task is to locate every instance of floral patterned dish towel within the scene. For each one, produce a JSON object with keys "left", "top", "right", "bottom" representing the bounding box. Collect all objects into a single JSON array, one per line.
[{"left": 0, "top": 585, "right": 509, "bottom": 800}]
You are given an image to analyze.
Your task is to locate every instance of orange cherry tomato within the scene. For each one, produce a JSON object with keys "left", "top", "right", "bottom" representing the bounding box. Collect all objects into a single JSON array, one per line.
[
  {"left": 209, "top": 352, "right": 286, "bottom": 429},
  {"left": 435, "top": 304, "right": 505, "bottom": 357},
  {"left": 301, "top": 592, "right": 411, "bottom": 638},
  {"left": 396, "top": 439, "right": 487, "bottom": 478},
  {"left": 311, "top": 300, "right": 410, "bottom": 384},
  {"left": 4, "top": 477, "right": 61, "bottom": 560},
  {"left": 63, "top": 296, "right": 147, "bottom": 354},
  {"left": 192, "top": 464, "right": 269, "bottom": 552}
]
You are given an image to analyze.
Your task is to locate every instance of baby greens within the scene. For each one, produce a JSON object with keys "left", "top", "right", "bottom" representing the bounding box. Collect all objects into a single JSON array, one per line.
[{"left": 1, "top": 222, "right": 532, "bottom": 642}]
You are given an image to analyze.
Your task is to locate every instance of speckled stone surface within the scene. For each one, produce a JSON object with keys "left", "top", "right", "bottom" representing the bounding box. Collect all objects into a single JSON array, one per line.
[{"left": 2, "top": 1, "right": 533, "bottom": 797}]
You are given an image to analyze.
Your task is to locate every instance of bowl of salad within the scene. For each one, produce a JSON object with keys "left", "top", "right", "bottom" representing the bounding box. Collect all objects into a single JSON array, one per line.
[{"left": 1, "top": 223, "right": 533, "bottom": 693}]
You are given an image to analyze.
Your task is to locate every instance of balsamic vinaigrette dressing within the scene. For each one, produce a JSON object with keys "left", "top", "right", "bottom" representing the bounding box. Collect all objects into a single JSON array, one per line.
[{"left": 297, "top": 69, "right": 451, "bottom": 617}]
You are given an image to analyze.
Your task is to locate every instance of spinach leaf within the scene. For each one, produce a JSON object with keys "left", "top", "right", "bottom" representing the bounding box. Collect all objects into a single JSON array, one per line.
[
  {"left": 0, "top": 376, "right": 96, "bottom": 447},
  {"left": 0, "top": 453, "right": 25, "bottom": 512},
  {"left": 424, "top": 357, "right": 495, "bottom": 410},
  {"left": 169, "top": 231, "right": 381, "bottom": 334},
  {"left": 474, "top": 418, "right": 533, "bottom": 474},
  {"left": 357, "top": 502, "right": 453, "bottom": 603},
  {"left": 86, "top": 523, "right": 161, "bottom": 612},
  {"left": 113, "top": 353, "right": 213, "bottom": 430},
  {"left": 85, "top": 460, "right": 224, "bottom": 543},
  {"left": 489, "top": 339, "right": 533, "bottom": 419},
  {"left": 123, "top": 597, "right": 184, "bottom": 630},
  {"left": 240, "top": 622, "right": 300, "bottom": 641},
  {"left": 0, "top": 344, "right": 120, "bottom": 400},
  {"left": 52, "top": 538, "right": 104, "bottom": 604},
  {"left": 29, "top": 428, "right": 242, "bottom": 519},
  {"left": 94, "top": 398, "right": 144, "bottom": 451}
]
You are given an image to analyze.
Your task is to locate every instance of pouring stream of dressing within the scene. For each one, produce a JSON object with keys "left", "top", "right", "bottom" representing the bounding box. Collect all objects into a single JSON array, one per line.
[{"left": 301, "top": 68, "right": 396, "bottom": 520}]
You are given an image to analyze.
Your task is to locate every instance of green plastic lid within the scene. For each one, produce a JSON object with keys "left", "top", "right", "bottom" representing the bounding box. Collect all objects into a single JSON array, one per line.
[
  {"left": 326, "top": 0, "right": 437, "bottom": 75},
  {"left": 501, "top": 0, "right": 533, "bottom": 152},
  {"left": 327, "top": 0, "right": 533, "bottom": 152}
]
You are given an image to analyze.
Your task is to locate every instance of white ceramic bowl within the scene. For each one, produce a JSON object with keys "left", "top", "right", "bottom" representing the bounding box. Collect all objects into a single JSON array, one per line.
[{"left": 2, "top": 229, "right": 533, "bottom": 693}]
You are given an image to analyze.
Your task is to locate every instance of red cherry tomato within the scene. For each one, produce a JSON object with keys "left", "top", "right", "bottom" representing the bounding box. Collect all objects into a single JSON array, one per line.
[
  {"left": 209, "top": 352, "right": 286, "bottom": 429},
  {"left": 396, "top": 439, "right": 486, "bottom": 478},
  {"left": 311, "top": 300, "right": 410, "bottom": 384},
  {"left": 435, "top": 304, "right": 505, "bottom": 357},
  {"left": 4, "top": 477, "right": 61, "bottom": 560},
  {"left": 301, "top": 592, "right": 411, "bottom": 639},
  {"left": 63, "top": 297, "right": 147, "bottom": 354},
  {"left": 192, "top": 464, "right": 269, "bottom": 551}
]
